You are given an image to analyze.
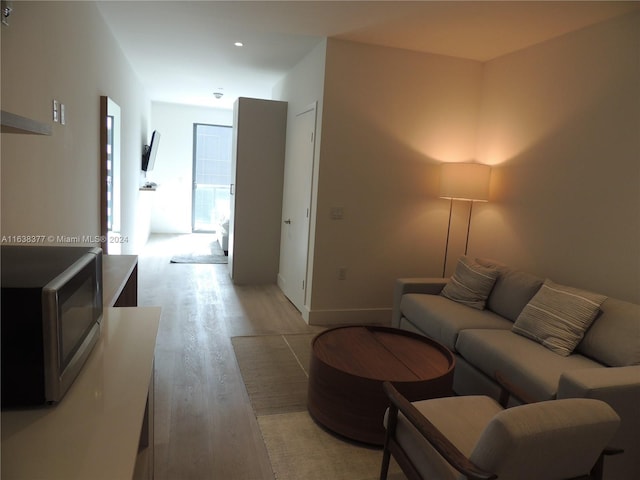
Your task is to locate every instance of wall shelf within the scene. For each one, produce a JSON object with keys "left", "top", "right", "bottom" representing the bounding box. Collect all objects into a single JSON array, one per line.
[{"left": 1, "top": 110, "right": 52, "bottom": 135}]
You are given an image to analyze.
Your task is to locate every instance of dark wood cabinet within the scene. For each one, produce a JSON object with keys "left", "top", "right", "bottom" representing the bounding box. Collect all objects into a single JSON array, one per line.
[{"left": 103, "top": 254, "right": 138, "bottom": 307}]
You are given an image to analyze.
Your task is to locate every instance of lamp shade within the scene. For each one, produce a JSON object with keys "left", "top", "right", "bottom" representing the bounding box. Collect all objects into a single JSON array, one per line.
[{"left": 440, "top": 163, "right": 491, "bottom": 201}]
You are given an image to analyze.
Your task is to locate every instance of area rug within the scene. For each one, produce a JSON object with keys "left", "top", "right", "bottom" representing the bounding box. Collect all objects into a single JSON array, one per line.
[
  {"left": 232, "top": 334, "right": 405, "bottom": 480},
  {"left": 231, "top": 334, "right": 314, "bottom": 416},
  {"left": 170, "top": 238, "right": 228, "bottom": 264},
  {"left": 169, "top": 253, "right": 228, "bottom": 264},
  {"left": 258, "top": 411, "right": 405, "bottom": 480}
]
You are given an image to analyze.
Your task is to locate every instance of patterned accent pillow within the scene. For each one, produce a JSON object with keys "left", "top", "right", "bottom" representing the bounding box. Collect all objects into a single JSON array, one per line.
[
  {"left": 513, "top": 279, "right": 607, "bottom": 356},
  {"left": 440, "top": 256, "right": 499, "bottom": 310}
]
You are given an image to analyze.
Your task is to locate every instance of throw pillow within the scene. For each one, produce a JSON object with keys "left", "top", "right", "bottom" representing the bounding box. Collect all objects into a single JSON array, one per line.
[
  {"left": 512, "top": 279, "right": 607, "bottom": 356},
  {"left": 440, "top": 256, "right": 499, "bottom": 310},
  {"left": 475, "top": 258, "right": 544, "bottom": 322}
]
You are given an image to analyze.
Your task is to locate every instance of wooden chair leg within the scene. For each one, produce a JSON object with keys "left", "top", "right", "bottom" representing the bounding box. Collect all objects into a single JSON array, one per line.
[
  {"left": 590, "top": 454, "right": 604, "bottom": 480},
  {"left": 380, "top": 403, "right": 399, "bottom": 480},
  {"left": 379, "top": 446, "right": 391, "bottom": 480},
  {"left": 590, "top": 448, "right": 624, "bottom": 480}
]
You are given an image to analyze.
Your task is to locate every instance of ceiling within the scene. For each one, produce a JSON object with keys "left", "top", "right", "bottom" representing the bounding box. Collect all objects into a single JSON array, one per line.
[{"left": 96, "top": 1, "right": 639, "bottom": 109}]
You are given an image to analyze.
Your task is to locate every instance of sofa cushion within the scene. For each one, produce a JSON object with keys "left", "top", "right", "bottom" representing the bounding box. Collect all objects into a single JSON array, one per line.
[
  {"left": 577, "top": 298, "right": 640, "bottom": 367},
  {"left": 513, "top": 280, "right": 607, "bottom": 356},
  {"left": 455, "top": 329, "right": 604, "bottom": 401},
  {"left": 476, "top": 258, "right": 543, "bottom": 321},
  {"left": 400, "top": 294, "right": 512, "bottom": 351},
  {"left": 440, "top": 256, "right": 499, "bottom": 310}
]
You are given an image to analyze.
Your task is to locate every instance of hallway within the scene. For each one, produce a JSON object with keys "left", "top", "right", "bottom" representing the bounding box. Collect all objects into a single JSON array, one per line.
[{"left": 138, "top": 234, "right": 322, "bottom": 479}]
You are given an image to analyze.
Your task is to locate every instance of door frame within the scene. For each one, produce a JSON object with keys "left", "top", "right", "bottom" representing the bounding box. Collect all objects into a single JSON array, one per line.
[
  {"left": 99, "top": 96, "right": 121, "bottom": 254},
  {"left": 191, "top": 122, "right": 232, "bottom": 233},
  {"left": 279, "top": 102, "right": 317, "bottom": 312}
]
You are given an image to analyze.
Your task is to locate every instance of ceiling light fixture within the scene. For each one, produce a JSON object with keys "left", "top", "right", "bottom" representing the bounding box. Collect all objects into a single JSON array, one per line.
[
  {"left": 213, "top": 91, "right": 224, "bottom": 99},
  {"left": 234, "top": 41, "right": 244, "bottom": 47}
]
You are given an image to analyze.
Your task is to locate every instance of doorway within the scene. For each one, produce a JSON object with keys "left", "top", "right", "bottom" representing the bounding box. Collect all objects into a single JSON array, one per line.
[
  {"left": 278, "top": 103, "right": 317, "bottom": 312},
  {"left": 192, "top": 123, "right": 232, "bottom": 232},
  {"left": 100, "top": 96, "right": 121, "bottom": 254}
]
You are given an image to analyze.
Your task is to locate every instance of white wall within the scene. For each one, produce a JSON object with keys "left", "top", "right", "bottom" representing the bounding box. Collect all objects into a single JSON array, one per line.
[
  {"left": 149, "top": 102, "right": 233, "bottom": 233},
  {"left": 474, "top": 11, "right": 640, "bottom": 302},
  {"left": 292, "top": 12, "right": 639, "bottom": 326},
  {"left": 310, "top": 39, "right": 483, "bottom": 324},
  {"left": 273, "top": 39, "right": 327, "bottom": 320},
  {"left": 1, "top": 1, "right": 149, "bottom": 254}
]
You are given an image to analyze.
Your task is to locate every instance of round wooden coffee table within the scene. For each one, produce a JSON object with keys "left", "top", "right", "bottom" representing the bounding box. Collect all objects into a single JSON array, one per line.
[{"left": 307, "top": 325, "right": 455, "bottom": 445}]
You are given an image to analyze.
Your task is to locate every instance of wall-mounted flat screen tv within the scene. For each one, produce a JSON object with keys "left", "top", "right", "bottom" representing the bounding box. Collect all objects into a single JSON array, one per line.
[{"left": 142, "top": 130, "right": 160, "bottom": 172}]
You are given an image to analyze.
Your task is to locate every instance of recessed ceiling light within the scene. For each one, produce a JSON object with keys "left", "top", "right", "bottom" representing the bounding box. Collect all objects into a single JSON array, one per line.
[{"left": 234, "top": 41, "right": 244, "bottom": 47}]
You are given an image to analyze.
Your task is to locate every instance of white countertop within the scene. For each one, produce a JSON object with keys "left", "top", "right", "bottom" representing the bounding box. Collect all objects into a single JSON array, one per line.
[{"left": 1, "top": 307, "right": 161, "bottom": 480}]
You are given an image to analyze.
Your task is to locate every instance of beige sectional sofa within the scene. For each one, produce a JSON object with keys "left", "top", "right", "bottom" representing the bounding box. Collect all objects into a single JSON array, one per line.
[{"left": 392, "top": 257, "right": 640, "bottom": 480}]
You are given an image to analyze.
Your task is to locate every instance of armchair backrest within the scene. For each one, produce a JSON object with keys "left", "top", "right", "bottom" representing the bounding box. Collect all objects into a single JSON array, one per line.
[{"left": 468, "top": 398, "right": 620, "bottom": 480}]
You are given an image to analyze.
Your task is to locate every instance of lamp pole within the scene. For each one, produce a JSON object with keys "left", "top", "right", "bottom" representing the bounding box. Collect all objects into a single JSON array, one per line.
[{"left": 439, "top": 163, "right": 491, "bottom": 277}]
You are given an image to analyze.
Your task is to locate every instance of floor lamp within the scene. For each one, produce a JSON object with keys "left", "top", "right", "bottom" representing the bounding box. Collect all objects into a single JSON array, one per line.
[{"left": 439, "top": 163, "right": 491, "bottom": 277}]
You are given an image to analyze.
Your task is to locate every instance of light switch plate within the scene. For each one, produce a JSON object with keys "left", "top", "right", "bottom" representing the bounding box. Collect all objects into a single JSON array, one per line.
[{"left": 330, "top": 206, "right": 344, "bottom": 220}]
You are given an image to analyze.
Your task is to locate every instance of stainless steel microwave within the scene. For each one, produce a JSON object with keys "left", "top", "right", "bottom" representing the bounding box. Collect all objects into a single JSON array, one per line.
[{"left": 1, "top": 245, "right": 103, "bottom": 409}]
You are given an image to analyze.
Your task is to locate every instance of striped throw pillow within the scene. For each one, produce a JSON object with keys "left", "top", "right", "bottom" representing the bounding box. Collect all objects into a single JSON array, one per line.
[
  {"left": 513, "top": 279, "right": 607, "bottom": 356},
  {"left": 440, "top": 256, "right": 499, "bottom": 310}
]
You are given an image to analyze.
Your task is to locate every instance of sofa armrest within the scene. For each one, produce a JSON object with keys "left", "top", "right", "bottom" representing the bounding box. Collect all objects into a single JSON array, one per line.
[
  {"left": 558, "top": 366, "right": 640, "bottom": 480},
  {"left": 392, "top": 277, "right": 448, "bottom": 327},
  {"left": 557, "top": 366, "right": 640, "bottom": 401}
]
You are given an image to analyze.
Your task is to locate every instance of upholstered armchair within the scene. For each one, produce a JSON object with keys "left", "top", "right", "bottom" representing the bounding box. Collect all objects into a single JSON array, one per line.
[{"left": 380, "top": 381, "right": 621, "bottom": 480}]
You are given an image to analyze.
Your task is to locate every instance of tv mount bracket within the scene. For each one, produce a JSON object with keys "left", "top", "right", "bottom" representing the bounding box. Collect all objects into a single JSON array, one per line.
[{"left": 2, "top": 1, "right": 12, "bottom": 27}]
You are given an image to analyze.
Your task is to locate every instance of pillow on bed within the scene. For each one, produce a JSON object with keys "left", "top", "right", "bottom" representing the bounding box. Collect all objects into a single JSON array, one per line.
[
  {"left": 513, "top": 279, "right": 607, "bottom": 356},
  {"left": 440, "top": 256, "right": 499, "bottom": 310}
]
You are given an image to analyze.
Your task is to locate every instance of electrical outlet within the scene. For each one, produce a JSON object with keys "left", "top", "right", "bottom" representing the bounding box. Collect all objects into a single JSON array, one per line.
[
  {"left": 60, "top": 104, "right": 65, "bottom": 125},
  {"left": 52, "top": 100, "right": 59, "bottom": 123},
  {"left": 338, "top": 267, "right": 347, "bottom": 280}
]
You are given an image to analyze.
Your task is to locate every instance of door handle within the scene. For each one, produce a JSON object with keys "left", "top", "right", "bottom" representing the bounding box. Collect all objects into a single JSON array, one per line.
[{"left": 284, "top": 219, "right": 291, "bottom": 224}]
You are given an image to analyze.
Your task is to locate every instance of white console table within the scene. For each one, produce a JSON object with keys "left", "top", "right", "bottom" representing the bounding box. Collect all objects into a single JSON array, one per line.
[{"left": 1, "top": 307, "right": 160, "bottom": 480}]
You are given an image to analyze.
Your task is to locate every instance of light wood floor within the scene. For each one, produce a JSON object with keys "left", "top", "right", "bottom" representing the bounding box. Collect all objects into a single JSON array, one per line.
[{"left": 138, "top": 234, "right": 324, "bottom": 479}]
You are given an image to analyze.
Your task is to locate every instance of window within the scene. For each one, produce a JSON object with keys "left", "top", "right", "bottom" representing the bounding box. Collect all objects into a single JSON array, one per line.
[{"left": 192, "top": 123, "right": 232, "bottom": 232}]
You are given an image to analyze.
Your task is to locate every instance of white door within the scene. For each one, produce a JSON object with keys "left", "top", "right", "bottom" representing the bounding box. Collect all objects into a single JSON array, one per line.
[{"left": 279, "top": 104, "right": 316, "bottom": 311}]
